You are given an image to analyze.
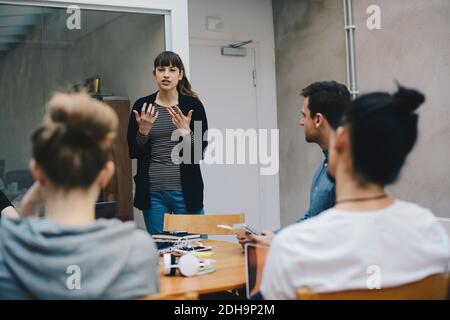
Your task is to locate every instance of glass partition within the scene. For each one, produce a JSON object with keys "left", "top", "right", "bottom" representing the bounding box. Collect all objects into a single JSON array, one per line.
[{"left": 0, "top": 3, "right": 165, "bottom": 210}]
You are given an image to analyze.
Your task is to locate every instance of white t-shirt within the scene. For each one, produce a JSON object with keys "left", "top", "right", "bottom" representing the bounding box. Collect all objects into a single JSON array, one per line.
[{"left": 260, "top": 200, "right": 450, "bottom": 300}]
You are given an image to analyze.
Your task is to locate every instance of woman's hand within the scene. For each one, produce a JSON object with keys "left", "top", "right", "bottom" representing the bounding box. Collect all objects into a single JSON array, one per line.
[
  {"left": 248, "top": 229, "right": 275, "bottom": 247},
  {"left": 20, "top": 182, "right": 44, "bottom": 217},
  {"left": 133, "top": 103, "right": 159, "bottom": 136},
  {"left": 1, "top": 206, "right": 20, "bottom": 219},
  {"left": 237, "top": 234, "right": 253, "bottom": 248},
  {"left": 236, "top": 229, "right": 275, "bottom": 248},
  {"left": 168, "top": 106, "right": 193, "bottom": 136}
]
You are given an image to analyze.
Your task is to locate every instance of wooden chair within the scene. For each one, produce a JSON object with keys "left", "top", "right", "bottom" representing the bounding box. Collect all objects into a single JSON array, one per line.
[
  {"left": 141, "top": 292, "right": 199, "bottom": 300},
  {"left": 297, "top": 273, "right": 450, "bottom": 300},
  {"left": 163, "top": 213, "right": 245, "bottom": 235}
]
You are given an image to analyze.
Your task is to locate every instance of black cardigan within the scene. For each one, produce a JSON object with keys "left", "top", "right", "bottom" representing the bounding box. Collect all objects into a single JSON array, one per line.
[
  {"left": 0, "top": 190, "right": 13, "bottom": 213},
  {"left": 127, "top": 92, "right": 208, "bottom": 211}
]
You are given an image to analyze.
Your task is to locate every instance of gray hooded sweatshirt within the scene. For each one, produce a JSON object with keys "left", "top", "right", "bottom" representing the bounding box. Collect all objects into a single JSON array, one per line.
[{"left": 0, "top": 217, "right": 159, "bottom": 299}]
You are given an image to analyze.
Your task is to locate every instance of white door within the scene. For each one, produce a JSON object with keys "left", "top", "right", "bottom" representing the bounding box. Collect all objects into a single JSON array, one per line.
[{"left": 190, "top": 40, "right": 262, "bottom": 236}]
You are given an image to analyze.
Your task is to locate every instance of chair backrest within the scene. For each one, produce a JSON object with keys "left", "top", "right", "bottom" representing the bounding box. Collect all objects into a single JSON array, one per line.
[
  {"left": 163, "top": 213, "right": 245, "bottom": 235},
  {"left": 438, "top": 217, "right": 450, "bottom": 239},
  {"left": 140, "top": 292, "right": 199, "bottom": 300},
  {"left": 297, "top": 273, "right": 450, "bottom": 300}
]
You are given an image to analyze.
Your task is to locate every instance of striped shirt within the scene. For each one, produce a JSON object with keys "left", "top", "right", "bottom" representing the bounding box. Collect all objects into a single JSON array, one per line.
[{"left": 136, "top": 103, "right": 184, "bottom": 192}]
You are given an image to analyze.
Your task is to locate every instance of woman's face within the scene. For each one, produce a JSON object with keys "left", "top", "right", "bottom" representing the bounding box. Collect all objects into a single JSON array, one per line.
[{"left": 153, "top": 65, "right": 183, "bottom": 91}]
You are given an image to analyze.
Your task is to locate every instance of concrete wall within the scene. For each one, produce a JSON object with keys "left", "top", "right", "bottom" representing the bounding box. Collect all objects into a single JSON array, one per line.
[
  {"left": 353, "top": 0, "right": 450, "bottom": 218},
  {"left": 273, "top": 0, "right": 450, "bottom": 223},
  {"left": 272, "top": 0, "right": 347, "bottom": 226}
]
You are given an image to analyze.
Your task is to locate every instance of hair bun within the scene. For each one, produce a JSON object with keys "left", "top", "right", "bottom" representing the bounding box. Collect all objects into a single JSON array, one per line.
[
  {"left": 393, "top": 85, "right": 425, "bottom": 114},
  {"left": 45, "top": 92, "right": 118, "bottom": 150}
]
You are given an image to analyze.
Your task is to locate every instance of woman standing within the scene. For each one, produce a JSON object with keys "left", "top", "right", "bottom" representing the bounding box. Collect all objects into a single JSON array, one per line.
[{"left": 127, "top": 51, "right": 208, "bottom": 235}]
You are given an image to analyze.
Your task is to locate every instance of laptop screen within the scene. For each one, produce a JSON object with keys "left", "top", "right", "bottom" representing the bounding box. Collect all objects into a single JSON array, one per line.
[{"left": 245, "top": 243, "right": 270, "bottom": 299}]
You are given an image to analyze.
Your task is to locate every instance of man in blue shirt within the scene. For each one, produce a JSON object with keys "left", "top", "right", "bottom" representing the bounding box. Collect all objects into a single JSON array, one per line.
[
  {"left": 297, "top": 150, "right": 334, "bottom": 222},
  {"left": 239, "top": 81, "right": 350, "bottom": 246}
]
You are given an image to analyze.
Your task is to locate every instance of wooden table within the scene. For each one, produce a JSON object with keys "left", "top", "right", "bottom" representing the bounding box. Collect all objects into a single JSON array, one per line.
[{"left": 158, "top": 239, "right": 246, "bottom": 296}]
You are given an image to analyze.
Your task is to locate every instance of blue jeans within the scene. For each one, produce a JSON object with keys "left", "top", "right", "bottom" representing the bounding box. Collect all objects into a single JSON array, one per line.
[{"left": 143, "top": 190, "right": 205, "bottom": 235}]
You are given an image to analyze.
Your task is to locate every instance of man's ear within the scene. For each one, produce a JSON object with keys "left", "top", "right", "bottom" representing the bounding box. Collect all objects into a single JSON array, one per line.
[
  {"left": 29, "top": 159, "right": 46, "bottom": 185},
  {"left": 97, "top": 161, "right": 115, "bottom": 188},
  {"left": 314, "top": 113, "right": 325, "bottom": 128}
]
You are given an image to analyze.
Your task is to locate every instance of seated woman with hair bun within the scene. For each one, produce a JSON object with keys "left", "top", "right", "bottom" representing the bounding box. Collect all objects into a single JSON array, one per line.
[
  {"left": 0, "top": 92, "right": 159, "bottom": 299},
  {"left": 260, "top": 85, "right": 450, "bottom": 300}
]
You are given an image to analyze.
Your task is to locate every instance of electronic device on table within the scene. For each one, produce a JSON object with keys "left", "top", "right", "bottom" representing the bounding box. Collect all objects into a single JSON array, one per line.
[
  {"left": 163, "top": 253, "right": 215, "bottom": 277},
  {"left": 152, "top": 230, "right": 211, "bottom": 255},
  {"left": 173, "top": 244, "right": 212, "bottom": 254},
  {"left": 152, "top": 230, "right": 201, "bottom": 241},
  {"left": 157, "top": 241, "right": 212, "bottom": 256},
  {"left": 217, "top": 223, "right": 260, "bottom": 237}
]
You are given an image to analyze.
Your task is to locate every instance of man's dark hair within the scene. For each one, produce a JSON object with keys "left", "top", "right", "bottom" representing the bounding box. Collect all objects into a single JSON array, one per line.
[{"left": 301, "top": 81, "right": 351, "bottom": 128}]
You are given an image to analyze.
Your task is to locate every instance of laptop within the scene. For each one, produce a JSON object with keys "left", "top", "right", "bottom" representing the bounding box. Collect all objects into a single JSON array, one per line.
[{"left": 244, "top": 243, "right": 270, "bottom": 299}]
